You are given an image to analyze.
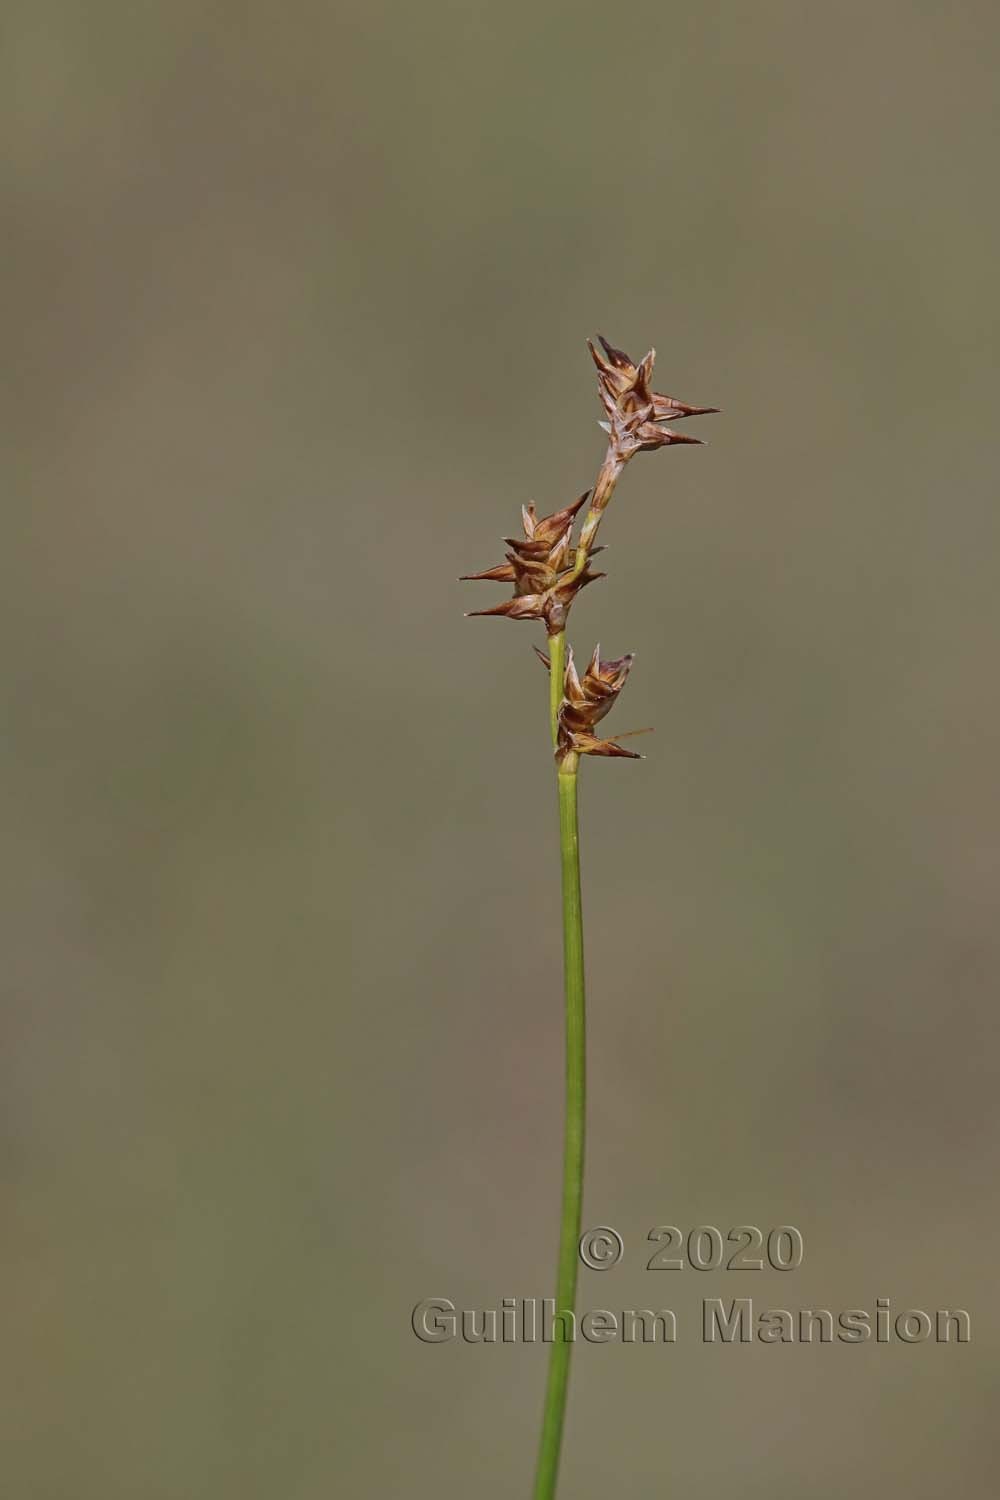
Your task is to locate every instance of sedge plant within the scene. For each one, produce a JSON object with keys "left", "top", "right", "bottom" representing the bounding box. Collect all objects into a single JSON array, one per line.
[{"left": 462, "top": 337, "right": 716, "bottom": 1499}]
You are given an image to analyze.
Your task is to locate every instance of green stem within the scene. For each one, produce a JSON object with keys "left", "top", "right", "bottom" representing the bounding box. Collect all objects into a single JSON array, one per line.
[
  {"left": 532, "top": 753, "right": 585, "bottom": 1500},
  {"left": 547, "top": 631, "right": 566, "bottom": 746}
]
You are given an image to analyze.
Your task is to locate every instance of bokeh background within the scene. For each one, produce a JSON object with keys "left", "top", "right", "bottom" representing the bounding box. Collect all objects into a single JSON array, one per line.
[{"left": 4, "top": 2, "right": 999, "bottom": 1495}]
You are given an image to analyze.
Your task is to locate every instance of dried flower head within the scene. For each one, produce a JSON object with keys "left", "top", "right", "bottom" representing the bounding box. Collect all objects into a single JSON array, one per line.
[
  {"left": 588, "top": 335, "right": 717, "bottom": 463},
  {"left": 462, "top": 492, "right": 605, "bottom": 635},
  {"left": 589, "top": 335, "right": 718, "bottom": 426},
  {"left": 555, "top": 644, "right": 642, "bottom": 761}
]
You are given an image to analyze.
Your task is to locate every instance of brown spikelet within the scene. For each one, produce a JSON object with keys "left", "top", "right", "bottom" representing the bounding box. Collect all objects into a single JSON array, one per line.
[
  {"left": 588, "top": 336, "right": 718, "bottom": 423},
  {"left": 556, "top": 645, "right": 643, "bottom": 761},
  {"left": 462, "top": 494, "right": 604, "bottom": 635},
  {"left": 588, "top": 336, "right": 716, "bottom": 464}
]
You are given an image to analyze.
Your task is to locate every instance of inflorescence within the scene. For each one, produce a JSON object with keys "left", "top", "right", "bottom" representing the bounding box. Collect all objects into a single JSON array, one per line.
[{"left": 463, "top": 336, "right": 716, "bottom": 763}]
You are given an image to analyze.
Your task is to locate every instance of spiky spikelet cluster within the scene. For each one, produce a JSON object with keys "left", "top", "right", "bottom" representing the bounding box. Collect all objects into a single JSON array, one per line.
[
  {"left": 536, "top": 644, "right": 642, "bottom": 759},
  {"left": 588, "top": 335, "right": 717, "bottom": 459},
  {"left": 462, "top": 492, "right": 605, "bottom": 636},
  {"left": 463, "top": 335, "right": 716, "bottom": 763}
]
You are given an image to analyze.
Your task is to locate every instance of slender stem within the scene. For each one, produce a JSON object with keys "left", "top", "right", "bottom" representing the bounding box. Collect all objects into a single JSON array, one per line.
[
  {"left": 533, "top": 754, "right": 585, "bottom": 1500},
  {"left": 567, "top": 449, "right": 626, "bottom": 582},
  {"left": 532, "top": 437, "right": 625, "bottom": 1495},
  {"left": 547, "top": 631, "right": 566, "bottom": 746}
]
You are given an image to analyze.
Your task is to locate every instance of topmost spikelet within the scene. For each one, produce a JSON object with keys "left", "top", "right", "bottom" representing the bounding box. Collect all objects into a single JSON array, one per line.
[
  {"left": 588, "top": 335, "right": 718, "bottom": 461},
  {"left": 588, "top": 336, "right": 718, "bottom": 425}
]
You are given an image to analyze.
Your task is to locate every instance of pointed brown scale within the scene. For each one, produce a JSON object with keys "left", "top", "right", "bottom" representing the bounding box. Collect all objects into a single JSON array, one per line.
[
  {"left": 563, "top": 645, "right": 584, "bottom": 704},
  {"left": 569, "top": 731, "right": 642, "bottom": 759},
  {"left": 546, "top": 526, "right": 574, "bottom": 575},
  {"left": 596, "top": 336, "right": 633, "bottom": 370},
  {"left": 631, "top": 350, "right": 657, "bottom": 413},
  {"left": 635, "top": 425, "right": 704, "bottom": 452},
  {"left": 653, "top": 394, "right": 720, "bottom": 421},
  {"left": 460, "top": 562, "right": 517, "bottom": 583},
  {"left": 503, "top": 536, "right": 547, "bottom": 555},
  {"left": 588, "top": 337, "right": 651, "bottom": 411},
  {"left": 466, "top": 595, "right": 547, "bottom": 622},
  {"left": 529, "top": 491, "right": 590, "bottom": 547},
  {"left": 595, "top": 653, "right": 635, "bottom": 687}
]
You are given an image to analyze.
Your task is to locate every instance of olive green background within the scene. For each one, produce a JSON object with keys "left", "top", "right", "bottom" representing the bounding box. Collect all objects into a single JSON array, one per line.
[{"left": 5, "top": 2, "right": 998, "bottom": 1495}]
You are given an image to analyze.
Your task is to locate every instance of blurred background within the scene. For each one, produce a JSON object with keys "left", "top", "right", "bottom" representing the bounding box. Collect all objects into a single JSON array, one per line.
[{"left": 4, "top": 1, "right": 999, "bottom": 1495}]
